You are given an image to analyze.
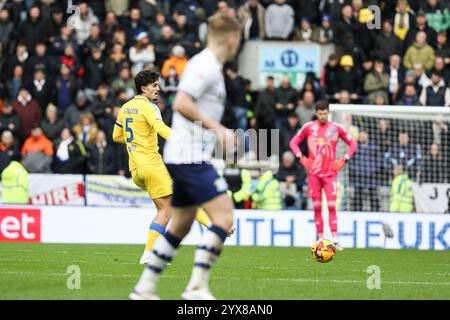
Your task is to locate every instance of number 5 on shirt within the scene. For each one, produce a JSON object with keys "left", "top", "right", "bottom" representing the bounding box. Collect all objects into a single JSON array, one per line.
[{"left": 125, "top": 118, "right": 134, "bottom": 143}]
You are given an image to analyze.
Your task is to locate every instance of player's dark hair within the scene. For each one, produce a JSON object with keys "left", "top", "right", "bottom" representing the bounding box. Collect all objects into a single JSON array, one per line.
[
  {"left": 315, "top": 100, "right": 329, "bottom": 111},
  {"left": 135, "top": 70, "right": 160, "bottom": 94}
]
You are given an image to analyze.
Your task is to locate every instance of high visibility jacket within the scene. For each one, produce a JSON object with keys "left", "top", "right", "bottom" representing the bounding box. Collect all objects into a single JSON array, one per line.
[
  {"left": 251, "top": 171, "right": 282, "bottom": 210},
  {"left": 390, "top": 173, "right": 414, "bottom": 213},
  {"left": 1, "top": 161, "right": 29, "bottom": 204}
]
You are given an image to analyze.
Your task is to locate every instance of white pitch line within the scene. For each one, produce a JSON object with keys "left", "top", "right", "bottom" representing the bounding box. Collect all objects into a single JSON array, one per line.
[{"left": 1, "top": 271, "right": 449, "bottom": 287}]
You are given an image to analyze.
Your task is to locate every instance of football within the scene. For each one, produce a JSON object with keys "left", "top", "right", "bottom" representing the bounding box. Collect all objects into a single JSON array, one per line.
[{"left": 311, "top": 239, "right": 336, "bottom": 263}]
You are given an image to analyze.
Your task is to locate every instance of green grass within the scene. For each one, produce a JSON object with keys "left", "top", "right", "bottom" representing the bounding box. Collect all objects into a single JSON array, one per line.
[{"left": 0, "top": 243, "right": 449, "bottom": 300}]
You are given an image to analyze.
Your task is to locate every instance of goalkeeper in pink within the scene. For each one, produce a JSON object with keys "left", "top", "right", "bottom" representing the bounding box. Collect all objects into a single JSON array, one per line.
[{"left": 289, "top": 101, "right": 357, "bottom": 249}]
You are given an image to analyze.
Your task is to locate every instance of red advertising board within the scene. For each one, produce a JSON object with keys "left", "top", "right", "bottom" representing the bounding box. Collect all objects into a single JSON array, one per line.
[{"left": 0, "top": 208, "right": 41, "bottom": 242}]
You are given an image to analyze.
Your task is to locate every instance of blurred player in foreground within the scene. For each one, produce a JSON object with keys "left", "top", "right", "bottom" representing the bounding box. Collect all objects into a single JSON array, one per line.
[
  {"left": 289, "top": 101, "right": 358, "bottom": 250},
  {"left": 129, "top": 13, "right": 241, "bottom": 300},
  {"left": 112, "top": 70, "right": 212, "bottom": 264}
]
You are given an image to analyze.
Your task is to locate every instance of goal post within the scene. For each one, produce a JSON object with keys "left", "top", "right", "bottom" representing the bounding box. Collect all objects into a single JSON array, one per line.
[{"left": 329, "top": 104, "right": 450, "bottom": 213}]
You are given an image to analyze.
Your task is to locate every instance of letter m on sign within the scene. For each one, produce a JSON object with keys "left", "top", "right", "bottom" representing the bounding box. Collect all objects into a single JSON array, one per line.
[{"left": 265, "top": 60, "right": 275, "bottom": 68}]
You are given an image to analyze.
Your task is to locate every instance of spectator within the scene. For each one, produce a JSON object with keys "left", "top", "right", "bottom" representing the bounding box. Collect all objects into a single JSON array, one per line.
[
  {"left": 55, "top": 64, "right": 78, "bottom": 114},
  {"left": 349, "top": 130, "right": 382, "bottom": 212},
  {"left": 25, "top": 42, "right": 54, "bottom": 83},
  {"left": 333, "top": 4, "right": 357, "bottom": 52},
  {"left": 276, "top": 151, "right": 306, "bottom": 209},
  {"left": 88, "top": 130, "right": 117, "bottom": 174},
  {"left": 9, "top": 42, "right": 29, "bottom": 78},
  {"left": 172, "top": 12, "right": 196, "bottom": 44},
  {"left": 103, "top": 11, "right": 120, "bottom": 45},
  {"left": 251, "top": 170, "right": 282, "bottom": 210},
  {"left": 125, "top": 7, "right": 147, "bottom": 48},
  {"left": 63, "top": 90, "right": 92, "bottom": 128},
  {"left": 110, "top": 65, "right": 136, "bottom": 100},
  {"left": 59, "top": 44, "right": 84, "bottom": 80},
  {"left": 389, "top": 164, "right": 414, "bottom": 213},
  {"left": 435, "top": 32, "right": 450, "bottom": 65},
  {"left": 155, "top": 25, "right": 178, "bottom": 67},
  {"left": 298, "top": 79, "right": 323, "bottom": 103},
  {"left": 75, "top": 1, "right": 100, "bottom": 45},
  {"left": 13, "top": 87, "right": 41, "bottom": 141},
  {"left": 397, "top": 84, "right": 422, "bottom": 106},
  {"left": 384, "top": 131, "right": 421, "bottom": 178},
  {"left": 84, "top": 46, "right": 105, "bottom": 92},
  {"left": 0, "top": 8, "right": 14, "bottom": 53},
  {"left": 21, "top": 126, "right": 53, "bottom": 173},
  {"left": 432, "top": 56, "right": 450, "bottom": 84},
  {"left": 393, "top": 0, "right": 414, "bottom": 41},
  {"left": 237, "top": 0, "right": 266, "bottom": 40},
  {"left": 103, "top": 43, "right": 128, "bottom": 83},
  {"left": 293, "top": 17, "right": 313, "bottom": 42},
  {"left": 376, "top": 118, "right": 394, "bottom": 155},
  {"left": 26, "top": 68, "right": 54, "bottom": 113},
  {"left": 320, "top": 53, "right": 340, "bottom": 97},
  {"left": 149, "top": 12, "right": 167, "bottom": 42},
  {"left": 395, "top": 69, "right": 420, "bottom": 103},
  {"left": 311, "top": 14, "right": 333, "bottom": 44},
  {"left": 336, "top": 55, "right": 360, "bottom": 100},
  {"left": 91, "top": 83, "right": 114, "bottom": 129},
  {"left": 73, "top": 112, "right": 99, "bottom": 147},
  {"left": 0, "top": 130, "right": 20, "bottom": 161},
  {"left": 373, "top": 20, "right": 402, "bottom": 64},
  {"left": 364, "top": 59, "right": 389, "bottom": 104},
  {"left": 42, "top": 6, "right": 65, "bottom": 43},
  {"left": 403, "top": 31, "right": 435, "bottom": 71},
  {"left": 18, "top": 5, "right": 44, "bottom": 55},
  {"left": 387, "top": 54, "right": 406, "bottom": 102},
  {"left": 224, "top": 63, "right": 249, "bottom": 131},
  {"left": 53, "top": 127, "right": 87, "bottom": 174},
  {"left": 334, "top": 90, "right": 351, "bottom": 104},
  {"left": 52, "top": 25, "right": 78, "bottom": 57},
  {"left": 0, "top": 101, "right": 21, "bottom": 137},
  {"left": 160, "top": 66, "right": 179, "bottom": 105},
  {"left": 41, "top": 103, "right": 65, "bottom": 144},
  {"left": 293, "top": 0, "right": 321, "bottom": 25},
  {"left": 421, "top": 0, "right": 450, "bottom": 33},
  {"left": 254, "top": 75, "right": 276, "bottom": 130},
  {"left": 404, "top": 10, "right": 437, "bottom": 52},
  {"left": 295, "top": 91, "right": 315, "bottom": 126},
  {"left": 173, "top": 0, "right": 200, "bottom": 27},
  {"left": 419, "top": 69, "right": 450, "bottom": 106},
  {"left": 129, "top": 32, "right": 155, "bottom": 76},
  {"left": 265, "top": 0, "right": 294, "bottom": 40},
  {"left": 279, "top": 112, "right": 300, "bottom": 156},
  {"left": 139, "top": 0, "right": 164, "bottom": 22},
  {"left": 161, "top": 45, "right": 188, "bottom": 79},
  {"left": 413, "top": 63, "right": 432, "bottom": 92},
  {"left": 6, "top": 65, "right": 24, "bottom": 102},
  {"left": 81, "top": 23, "right": 106, "bottom": 61},
  {"left": 274, "top": 75, "right": 297, "bottom": 129},
  {"left": 421, "top": 142, "right": 448, "bottom": 183}
]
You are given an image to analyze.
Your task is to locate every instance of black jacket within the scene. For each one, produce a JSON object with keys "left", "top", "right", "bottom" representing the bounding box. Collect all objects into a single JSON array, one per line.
[
  {"left": 0, "top": 112, "right": 21, "bottom": 136},
  {"left": 53, "top": 139, "right": 87, "bottom": 174},
  {"left": 88, "top": 143, "right": 117, "bottom": 174}
]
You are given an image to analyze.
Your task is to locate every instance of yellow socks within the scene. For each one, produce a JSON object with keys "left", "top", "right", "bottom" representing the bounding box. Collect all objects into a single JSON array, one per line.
[
  {"left": 195, "top": 208, "right": 211, "bottom": 228},
  {"left": 145, "top": 222, "right": 166, "bottom": 251}
]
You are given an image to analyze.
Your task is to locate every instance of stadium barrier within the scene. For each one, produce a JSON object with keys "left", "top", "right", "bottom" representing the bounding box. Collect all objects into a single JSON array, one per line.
[
  {"left": 0, "top": 206, "right": 448, "bottom": 250},
  {"left": 1, "top": 174, "right": 449, "bottom": 213}
]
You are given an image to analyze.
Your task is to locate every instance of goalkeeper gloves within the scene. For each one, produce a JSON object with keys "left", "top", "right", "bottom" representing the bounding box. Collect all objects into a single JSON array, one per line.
[
  {"left": 331, "top": 159, "right": 346, "bottom": 173},
  {"left": 300, "top": 156, "right": 314, "bottom": 172}
]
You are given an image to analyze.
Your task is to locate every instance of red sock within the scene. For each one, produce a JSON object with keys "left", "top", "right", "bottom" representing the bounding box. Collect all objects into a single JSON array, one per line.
[
  {"left": 328, "top": 200, "right": 337, "bottom": 236},
  {"left": 313, "top": 199, "right": 323, "bottom": 236}
]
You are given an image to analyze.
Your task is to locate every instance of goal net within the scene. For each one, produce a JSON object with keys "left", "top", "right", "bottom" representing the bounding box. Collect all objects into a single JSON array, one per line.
[{"left": 329, "top": 104, "right": 450, "bottom": 213}]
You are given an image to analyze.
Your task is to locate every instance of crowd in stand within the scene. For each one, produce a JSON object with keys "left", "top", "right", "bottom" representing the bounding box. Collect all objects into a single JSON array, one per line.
[{"left": 0, "top": 0, "right": 449, "bottom": 209}]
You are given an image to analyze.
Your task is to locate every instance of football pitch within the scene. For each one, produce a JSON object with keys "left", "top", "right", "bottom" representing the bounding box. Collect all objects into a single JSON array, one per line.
[{"left": 0, "top": 243, "right": 449, "bottom": 300}]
